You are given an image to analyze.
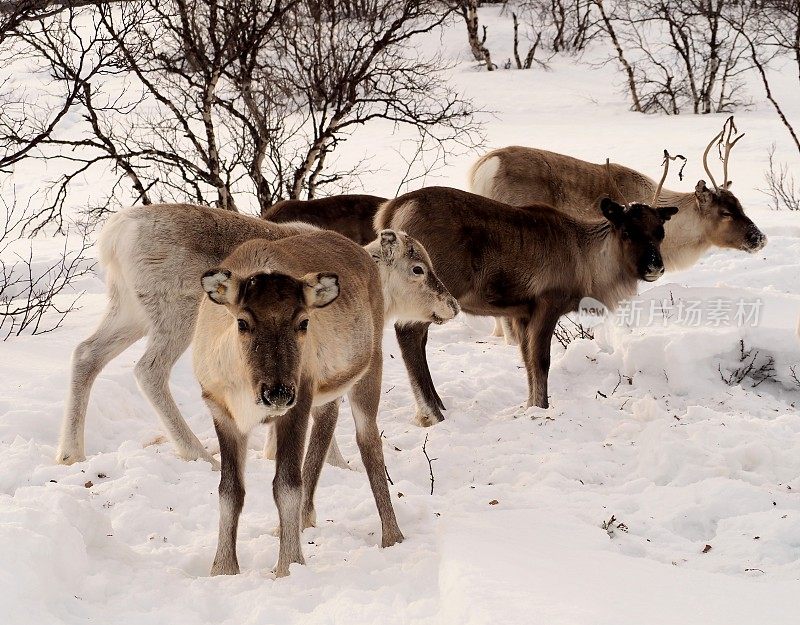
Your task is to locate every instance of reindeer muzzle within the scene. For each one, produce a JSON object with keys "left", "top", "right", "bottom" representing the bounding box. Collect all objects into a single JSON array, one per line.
[
  {"left": 260, "top": 383, "right": 296, "bottom": 410},
  {"left": 744, "top": 227, "right": 767, "bottom": 253}
]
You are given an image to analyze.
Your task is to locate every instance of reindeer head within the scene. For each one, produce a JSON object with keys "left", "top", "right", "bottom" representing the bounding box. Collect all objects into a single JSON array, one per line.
[
  {"left": 201, "top": 269, "right": 339, "bottom": 415},
  {"left": 365, "top": 229, "right": 459, "bottom": 325},
  {"left": 693, "top": 180, "right": 766, "bottom": 253},
  {"left": 601, "top": 198, "right": 678, "bottom": 282},
  {"left": 697, "top": 117, "right": 766, "bottom": 254}
]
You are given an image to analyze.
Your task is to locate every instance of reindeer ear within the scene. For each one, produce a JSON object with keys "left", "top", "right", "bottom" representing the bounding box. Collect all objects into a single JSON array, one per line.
[
  {"left": 695, "top": 180, "right": 711, "bottom": 194},
  {"left": 302, "top": 272, "right": 339, "bottom": 308},
  {"left": 600, "top": 198, "right": 625, "bottom": 226},
  {"left": 724, "top": 180, "right": 733, "bottom": 189},
  {"left": 694, "top": 180, "right": 715, "bottom": 209},
  {"left": 367, "top": 229, "right": 401, "bottom": 264},
  {"left": 201, "top": 269, "right": 241, "bottom": 306},
  {"left": 658, "top": 206, "right": 679, "bottom": 221}
]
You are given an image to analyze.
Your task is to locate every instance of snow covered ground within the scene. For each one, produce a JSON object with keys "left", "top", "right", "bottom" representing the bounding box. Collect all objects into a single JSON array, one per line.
[{"left": 2, "top": 7, "right": 800, "bottom": 625}]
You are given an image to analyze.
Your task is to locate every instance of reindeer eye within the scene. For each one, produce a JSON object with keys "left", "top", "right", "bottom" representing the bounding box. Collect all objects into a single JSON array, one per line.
[
  {"left": 298, "top": 319, "right": 309, "bottom": 332},
  {"left": 237, "top": 319, "right": 249, "bottom": 333},
  {"left": 412, "top": 265, "right": 425, "bottom": 276}
]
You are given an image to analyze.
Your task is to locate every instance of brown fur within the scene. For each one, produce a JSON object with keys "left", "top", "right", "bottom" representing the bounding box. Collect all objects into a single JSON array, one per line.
[
  {"left": 375, "top": 186, "right": 676, "bottom": 418},
  {"left": 261, "top": 194, "right": 386, "bottom": 245}
]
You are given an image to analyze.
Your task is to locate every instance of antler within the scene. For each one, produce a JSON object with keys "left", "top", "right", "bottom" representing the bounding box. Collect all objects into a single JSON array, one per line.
[
  {"left": 720, "top": 116, "right": 744, "bottom": 187},
  {"left": 702, "top": 116, "right": 745, "bottom": 191},
  {"left": 702, "top": 129, "right": 723, "bottom": 191},
  {"left": 652, "top": 149, "right": 687, "bottom": 206}
]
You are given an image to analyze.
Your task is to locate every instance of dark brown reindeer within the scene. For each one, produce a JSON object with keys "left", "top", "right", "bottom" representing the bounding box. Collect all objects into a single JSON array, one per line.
[
  {"left": 469, "top": 118, "right": 766, "bottom": 342},
  {"left": 375, "top": 187, "right": 677, "bottom": 422},
  {"left": 193, "top": 231, "right": 416, "bottom": 576},
  {"left": 262, "top": 194, "right": 386, "bottom": 245}
]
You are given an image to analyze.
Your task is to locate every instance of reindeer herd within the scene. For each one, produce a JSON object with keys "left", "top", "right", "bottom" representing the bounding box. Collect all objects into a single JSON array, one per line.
[{"left": 56, "top": 118, "right": 766, "bottom": 578}]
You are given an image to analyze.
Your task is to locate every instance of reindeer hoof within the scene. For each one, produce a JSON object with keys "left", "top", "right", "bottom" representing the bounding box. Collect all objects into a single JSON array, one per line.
[
  {"left": 302, "top": 509, "right": 317, "bottom": 530},
  {"left": 381, "top": 529, "right": 405, "bottom": 548},
  {"left": 177, "top": 445, "right": 220, "bottom": 470},
  {"left": 273, "top": 555, "right": 304, "bottom": 578},
  {"left": 210, "top": 560, "right": 239, "bottom": 576},
  {"left": 55, "top": 449, "right": 86, "bottom": 466},
  {"left": 413, "top": 410, "right": 444, "bottom": 427}
]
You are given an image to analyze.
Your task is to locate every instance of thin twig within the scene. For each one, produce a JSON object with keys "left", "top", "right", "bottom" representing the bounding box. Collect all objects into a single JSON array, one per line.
[{"left": 422, "top": 433, "right": 437, "bottom": 496}]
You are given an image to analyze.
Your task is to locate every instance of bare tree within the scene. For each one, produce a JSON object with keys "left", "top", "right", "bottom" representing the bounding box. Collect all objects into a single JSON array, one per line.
[
  {"left": 457, "top": 0, "right": 496, "bottom": 70},
  {"left": 759, "top": 144, "right": 800, "bottom": 211},
  {"left": 10, "top": 0, "right": 480, "bottom": 228},
  {"left": 275, "top": 1, "right": 481, "bottom": 198},
  {"left": 516, "top": 0, "right": 597, "bottom": 53},
  {"left": 594, "top": 0, "right": 752, "bottom": 114},
  {"left": 594, "top": 0, "right": 642, "bottom": 111},
  {"left": 727, "top": 0, "right": 799, "bottom": 153}
]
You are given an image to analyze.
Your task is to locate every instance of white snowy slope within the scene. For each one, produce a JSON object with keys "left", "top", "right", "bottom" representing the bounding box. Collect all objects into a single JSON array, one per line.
[{"left": 1, "top": 7, "right": 800, "bottom": 625}]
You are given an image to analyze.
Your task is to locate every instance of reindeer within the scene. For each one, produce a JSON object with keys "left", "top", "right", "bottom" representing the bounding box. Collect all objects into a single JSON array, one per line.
[
  {"left": 193, "top": 229, "right": 456, "bottom": 576},
  {"left": 261, "top": 194, "right": 386, "bottom": 245},
  {"left": 57, "top": 204, "right": 317, "bottom": 468},
  {"left": 470, "top": 117, "right": 766, "bottom": 341},
  {"left": 375, "top": 187, "right": 677, "bottom": 423},
  {"left": 57, "top": 203, "right": 454, "bottom": 469}
]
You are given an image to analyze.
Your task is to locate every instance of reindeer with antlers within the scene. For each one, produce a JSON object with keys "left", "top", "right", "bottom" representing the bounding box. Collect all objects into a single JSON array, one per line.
[{"left": 470, "top": 116, "right": 767, "bottom": 342}]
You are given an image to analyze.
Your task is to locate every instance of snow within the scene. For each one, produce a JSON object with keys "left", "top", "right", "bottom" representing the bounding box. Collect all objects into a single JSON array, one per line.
[{"left": 2, "top": 7, "right": 800, "bottom": 625}]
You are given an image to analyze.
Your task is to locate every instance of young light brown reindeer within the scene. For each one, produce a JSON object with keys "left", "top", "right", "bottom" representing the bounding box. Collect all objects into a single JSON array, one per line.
[
  {"left": 376, "top": 187, "right": 677, "bottom": 423},
  {"left": 193, "top": 229, "right": 456, "bottom": 577}
]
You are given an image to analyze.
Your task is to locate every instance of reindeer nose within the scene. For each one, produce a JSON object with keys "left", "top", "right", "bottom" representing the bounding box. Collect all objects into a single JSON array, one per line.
[
  {"left": 261, "top": 384, "right": 296, "bottom": 409},
  {"left": 746, "top": 228, "right": 766, "bottom": 251}
]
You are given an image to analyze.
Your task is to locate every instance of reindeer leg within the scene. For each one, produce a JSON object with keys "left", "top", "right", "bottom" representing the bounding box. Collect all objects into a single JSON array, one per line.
[
  {"left": 134, "top": 295, "right": 218, "bottom": 468},
  {"left": 273, "top": 392, "right": 311, "bottom": 577},
  {"left": 208, "top": 399, "right": 247, "bottom": 576},
  {"left": 491, "top": 317, "right": 505, "bottom": 337},
  {"left": 394, "top": 321, "right": 445, "bottom": 426},
  {"left": 57, "top": 287, "right": 146, "bottom": 464},
  {"left": 348, "top": 358, "right": 403, "bottom": 548},
  {"left": 300, "top": 401, "right": 339, "bottom": 529},
  {"left": 521, "top": 302, "right": 563, "bottom": 409},
  {"left": 501, "top": 317, "right": 520, "bottom": 346}
]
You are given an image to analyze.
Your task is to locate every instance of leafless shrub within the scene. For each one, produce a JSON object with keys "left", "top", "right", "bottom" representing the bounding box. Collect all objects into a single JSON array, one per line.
[
  {"left": 759, "top": 144, "right": 800, "bottom": 211},
  {"left": 0, "top": 180, "right": 93, "bottom": 340},
  {"left": 718, "top": 339, "right": 776, "bottom": 388},
  {"left": 602, "top": 514, "right": 628, "bottom": 537},
  {"left": 553, "top": 315, "right": 594, "bottom": 349},
  {"left": 422, "top": 433, "right": 437, "bottom": 495}
]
